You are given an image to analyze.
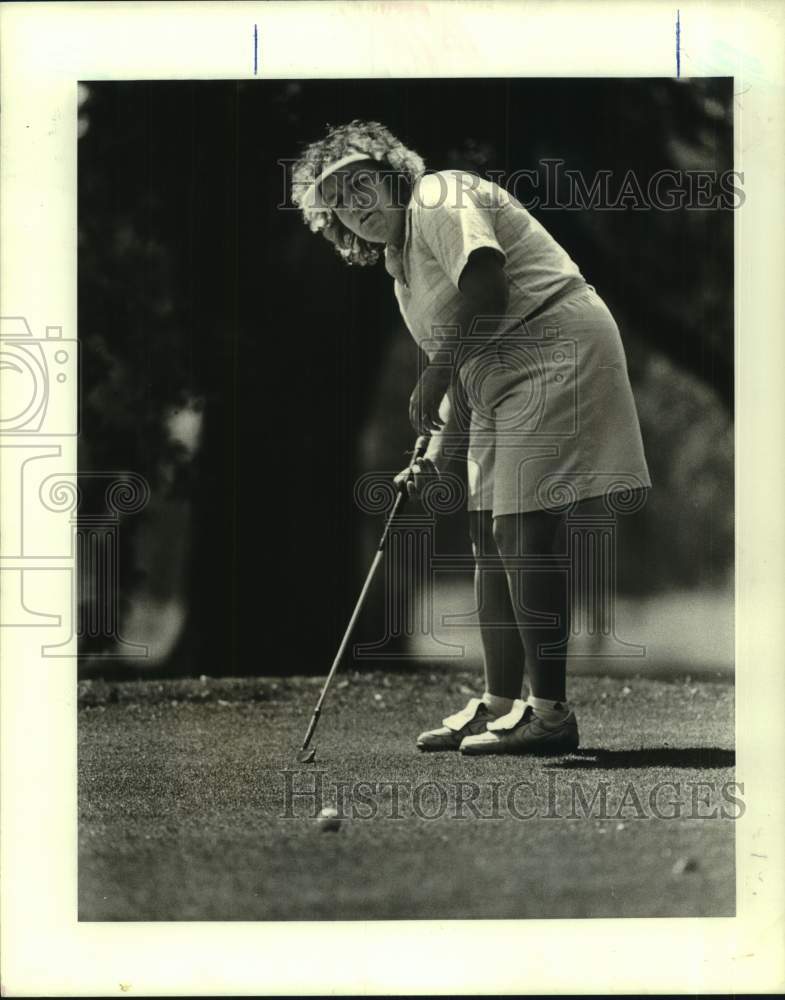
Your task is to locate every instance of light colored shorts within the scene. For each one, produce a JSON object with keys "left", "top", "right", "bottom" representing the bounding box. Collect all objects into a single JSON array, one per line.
[{"left": 457, "top": 285, "right": 652, "bottom": 515}]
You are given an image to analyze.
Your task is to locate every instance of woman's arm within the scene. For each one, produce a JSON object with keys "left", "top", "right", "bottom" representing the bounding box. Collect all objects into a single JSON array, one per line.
[
  {"left": 410, "top": 248, "right": 511, "bottom": 434},
  {"left": 458, "top": 246, "right": 510, "bottom": 315},
  {"left": 423, "top": 385, "right": 460, "bottom": 469}
]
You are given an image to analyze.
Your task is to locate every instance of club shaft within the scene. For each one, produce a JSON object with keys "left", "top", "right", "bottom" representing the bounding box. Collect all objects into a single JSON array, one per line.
[
  {"left": 300, "top": 546, "right": 386, "bottom": 751},
  {"left": 299, "top": 437, "right": 428, "bottom": 752}
]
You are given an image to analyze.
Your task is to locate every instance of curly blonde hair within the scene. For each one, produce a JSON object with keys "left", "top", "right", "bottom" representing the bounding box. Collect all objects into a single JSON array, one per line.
[{"left": 291, "top": 120, "right": 426, "bottom": 266}]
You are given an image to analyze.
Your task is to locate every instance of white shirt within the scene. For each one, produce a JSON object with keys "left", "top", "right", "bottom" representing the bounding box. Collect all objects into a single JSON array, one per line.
[{"left": 385, "top": 170, "right": 586, "bottom": 360}]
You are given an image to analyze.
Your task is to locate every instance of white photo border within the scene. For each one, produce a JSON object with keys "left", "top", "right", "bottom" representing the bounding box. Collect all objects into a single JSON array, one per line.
[{"left": 1, "top": 0, "right": 784, "bottom": 995}]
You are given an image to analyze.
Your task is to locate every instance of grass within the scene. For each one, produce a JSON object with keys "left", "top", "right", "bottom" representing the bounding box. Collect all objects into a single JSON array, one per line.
[{"left": 79, "top": 668, "right": 736, "bottom": 920}]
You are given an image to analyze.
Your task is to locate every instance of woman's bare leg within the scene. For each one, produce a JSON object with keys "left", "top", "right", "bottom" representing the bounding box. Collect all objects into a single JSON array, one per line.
[
  {"left": 469, "top": 510, "right": 526, "bottom": 701},
  {"left": 491, "top": 507, "right": 570, "bottom": 702},
  {"left": 491, "top": 497, "right": 609, "bottom": 702}
]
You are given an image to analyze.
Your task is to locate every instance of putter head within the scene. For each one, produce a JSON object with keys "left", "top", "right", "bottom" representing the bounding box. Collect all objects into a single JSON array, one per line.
[{"left": 298, "top": 748, "right": 316, "bottom": 764}]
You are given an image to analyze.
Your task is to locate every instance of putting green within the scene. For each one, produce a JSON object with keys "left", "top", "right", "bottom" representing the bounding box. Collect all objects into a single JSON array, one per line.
[{"left": 78, "top": 668, "right": 735, "bottom": 920}]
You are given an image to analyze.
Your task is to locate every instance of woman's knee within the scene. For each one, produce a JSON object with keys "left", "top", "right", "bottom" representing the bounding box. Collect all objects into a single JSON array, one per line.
[
  {"left": 491, "top": 514, "right": 517, "bottom": 556},
  {"left": 469, "top": 510, "right": 495, "bottom": 553},
  {"left": 469, "top": 510, "right": 506, "bottom": 568}
]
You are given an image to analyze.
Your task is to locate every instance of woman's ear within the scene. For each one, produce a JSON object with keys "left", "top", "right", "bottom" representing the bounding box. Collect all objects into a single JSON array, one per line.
[
  {"left": 322, "top": 219, "right": 343, "bottom": 246},
  {"left": 322, "top": 219, "right": 358, "bottom": 257}
]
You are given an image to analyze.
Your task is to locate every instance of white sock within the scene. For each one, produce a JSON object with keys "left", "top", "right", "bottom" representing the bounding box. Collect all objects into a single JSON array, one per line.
[
  {"left": 482, "top": 691, "right": 515, "bottom": 717},
  {"left": 527, "top": 695, "right": 570, "bottom": 723}
]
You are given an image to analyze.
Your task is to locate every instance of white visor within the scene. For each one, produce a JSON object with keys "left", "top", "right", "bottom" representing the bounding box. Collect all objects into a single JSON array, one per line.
[{"left": 299, "top": 152, "right": 376, "bottom": 210}]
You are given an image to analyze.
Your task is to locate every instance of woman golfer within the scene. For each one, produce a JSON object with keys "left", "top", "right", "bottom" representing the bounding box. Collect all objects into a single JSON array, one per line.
[{"left": 292, "top": 121, "right": 651, "bottom": 756}]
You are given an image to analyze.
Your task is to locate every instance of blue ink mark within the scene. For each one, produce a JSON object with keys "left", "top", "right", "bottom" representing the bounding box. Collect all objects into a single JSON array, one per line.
[
  {"left": 676, "top": 10, "right": 681, "bottom": 78},
  {"left": 253, "top": 24, "right": 258, "bottom": 75}
]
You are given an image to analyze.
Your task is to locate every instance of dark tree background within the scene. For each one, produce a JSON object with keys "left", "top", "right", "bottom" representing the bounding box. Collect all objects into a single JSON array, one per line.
[{"left": 77, "top": 78, "right": 734, "bottom": 677}]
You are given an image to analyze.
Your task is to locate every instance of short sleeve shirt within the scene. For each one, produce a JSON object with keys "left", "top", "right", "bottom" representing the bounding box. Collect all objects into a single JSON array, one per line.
[{"left": 385, "top": 170, "right": 586, "bottom": 359}]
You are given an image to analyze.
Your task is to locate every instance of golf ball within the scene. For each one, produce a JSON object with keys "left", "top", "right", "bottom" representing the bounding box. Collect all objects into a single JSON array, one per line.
[{"left": 317, "top": 807, "right": 342, "bottom": 832}]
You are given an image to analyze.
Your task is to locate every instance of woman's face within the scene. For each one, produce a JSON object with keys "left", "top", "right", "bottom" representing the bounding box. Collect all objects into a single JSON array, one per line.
[{"left": 319, "top": 160, "right": 405, "bottom": 245}]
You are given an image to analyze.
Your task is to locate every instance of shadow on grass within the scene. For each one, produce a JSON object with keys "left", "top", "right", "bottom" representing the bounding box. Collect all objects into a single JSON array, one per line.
[{"left": 546, "top": 747, "right": 735, "bottom": 770}]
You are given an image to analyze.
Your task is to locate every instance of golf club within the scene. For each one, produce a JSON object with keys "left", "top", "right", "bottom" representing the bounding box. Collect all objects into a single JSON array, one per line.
[{"left": 297, "top": 433, "right": 431, "bottom": 763}]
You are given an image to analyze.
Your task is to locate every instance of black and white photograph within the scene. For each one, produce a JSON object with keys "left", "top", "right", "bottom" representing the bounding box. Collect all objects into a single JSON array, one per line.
[
  {"left": 75, "top": 76, "right": 737, "bottom": 921},
  {"left": 1, "top": 2, "right": 784, "bottom": 996}
]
